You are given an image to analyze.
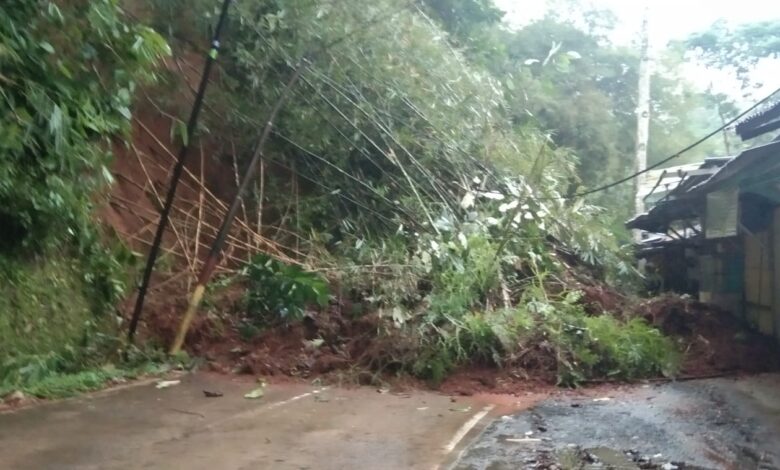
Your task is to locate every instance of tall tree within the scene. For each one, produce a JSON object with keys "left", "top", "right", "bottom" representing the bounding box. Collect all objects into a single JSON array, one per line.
[{"left": 685, "top": 19, "right": 780, "bottom": 93}]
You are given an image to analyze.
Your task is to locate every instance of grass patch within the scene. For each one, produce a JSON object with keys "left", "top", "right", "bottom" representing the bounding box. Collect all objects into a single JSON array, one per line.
[
  {"left": 0, "top": 348, "right": 181, "bottom": 399},
  {"left": 0, "top": 257, "right": 98, "bottom": 358},
  {"left": 0, "top": 363, "right": 166, "bottom": 399}
]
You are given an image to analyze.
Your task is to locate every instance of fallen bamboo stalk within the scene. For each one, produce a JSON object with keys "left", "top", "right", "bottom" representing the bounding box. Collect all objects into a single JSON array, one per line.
[
  {"left": 131, "top": 131, "right": 307, "bottom": 248},
  {"left": 110, "top": 192, "right": 302, "bottom": 263},
  {"left": 170, "top": 62, "right": 306, "bottom": 355},
  {"left": 132, "top": 144, "right": 195, "bottom": 273}
]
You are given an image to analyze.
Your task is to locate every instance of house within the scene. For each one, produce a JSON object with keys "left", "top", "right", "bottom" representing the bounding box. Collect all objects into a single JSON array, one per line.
[{"left": 627, "top": 100, "right": 780, "bottom": 340}]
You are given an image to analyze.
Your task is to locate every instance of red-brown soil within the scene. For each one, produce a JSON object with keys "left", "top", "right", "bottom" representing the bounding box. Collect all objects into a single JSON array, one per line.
[
  {"left": 635, "top": 294, "right": 780, "bottom": 376},
  {"left": 107, "top": 56, "right": 779, "bottom": 396}
]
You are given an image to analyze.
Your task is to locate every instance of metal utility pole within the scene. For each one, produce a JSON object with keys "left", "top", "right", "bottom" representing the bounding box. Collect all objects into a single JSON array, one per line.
[
  {"left": 127, "top": 0, "right": 232, "bottom": 344},
  {"left": 169, "top": 65, "right": 305, "bottom": 355},
  {"left": 634, "top": 7, "right": 652, "bottom": 240}
]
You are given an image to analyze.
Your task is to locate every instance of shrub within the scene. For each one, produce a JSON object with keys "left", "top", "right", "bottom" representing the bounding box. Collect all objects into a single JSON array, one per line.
[
  {"left": 244, "top": 254, "right": 330, "bottom": 325},
  {"left": 581, "top": 316, "right": 680, "bottom": 379},
  {"left": 0, "top": 0, "right": 168, "bottom": 255},
  {"left": 536, "top": 296, "right": 680, "bottom": 386},
  {"left": 0, "top": 2, "right": 166, "bottom": 385}
]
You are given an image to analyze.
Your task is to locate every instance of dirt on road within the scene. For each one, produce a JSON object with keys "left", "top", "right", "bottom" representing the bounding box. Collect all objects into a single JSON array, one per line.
[
  {"left": 453, "top": 373, "right": 780, "bottom": 469},
  {"left": 175, "top": 292, "right": 780, "bottom": 398}
]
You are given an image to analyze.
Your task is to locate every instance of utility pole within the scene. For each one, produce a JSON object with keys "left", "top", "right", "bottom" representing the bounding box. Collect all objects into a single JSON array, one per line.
[
  {"left": 634, "top": 7, "right": 652, "bottom": 241},
  {"left": 126, "top": 0, "right": 232, "bottom": 344}
]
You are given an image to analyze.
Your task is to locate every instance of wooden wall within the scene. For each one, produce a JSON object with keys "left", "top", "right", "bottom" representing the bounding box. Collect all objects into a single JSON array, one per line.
[{"left": 744, "top": 228, "right": 773, "bottom": 335}]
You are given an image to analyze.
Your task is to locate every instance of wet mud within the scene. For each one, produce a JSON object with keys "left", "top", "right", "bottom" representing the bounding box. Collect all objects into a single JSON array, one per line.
[{"left": 453, "top": 374, "right": 780, "bottom": 469}]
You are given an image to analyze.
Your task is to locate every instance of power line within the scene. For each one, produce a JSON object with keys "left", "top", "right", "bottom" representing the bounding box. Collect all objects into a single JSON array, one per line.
[{"left": 565, "top": 86, "right": 780, "bottom": 200}]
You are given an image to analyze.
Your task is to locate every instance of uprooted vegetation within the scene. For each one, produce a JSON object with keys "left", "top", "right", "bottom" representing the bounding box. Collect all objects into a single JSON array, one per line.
[
  {"left": 187, "top": 228, "right": 679, "bottom": 388},
  {"left": 190, "top": 252, "right": 780, "bottom": 390},
  {"left": 3, "top": 0, "right": 775, "bottom": 398},
  {"left": 130, "top": 0, "right": 680, "bottom": 388}
]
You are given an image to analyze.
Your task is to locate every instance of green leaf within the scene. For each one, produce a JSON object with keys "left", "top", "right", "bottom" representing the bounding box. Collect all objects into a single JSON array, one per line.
[
  {"left": 244, "top": 387, "right": 265, "bottom": 399},
  {"left": 101, "top": 166, "right": 114, "bottom": 184},
  {"left": 116, "top": 106, "right": 131, "bottom": 120}
]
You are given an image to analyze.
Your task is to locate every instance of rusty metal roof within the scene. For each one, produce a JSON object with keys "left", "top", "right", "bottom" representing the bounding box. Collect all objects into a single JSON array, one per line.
[
  {"left": 736, "top": 101, "right": 780, "bottom": 140},
  {"left": 627, "top": 139, "right": 780, "bottom": 233}
]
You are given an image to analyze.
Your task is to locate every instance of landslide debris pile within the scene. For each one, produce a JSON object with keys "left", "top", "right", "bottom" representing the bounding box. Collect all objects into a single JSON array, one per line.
[{"left": 637, "top": 295, "right": 780, "bottom": 376}]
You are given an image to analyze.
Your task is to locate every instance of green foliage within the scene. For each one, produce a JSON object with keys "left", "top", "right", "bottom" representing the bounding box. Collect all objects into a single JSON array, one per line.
[
  {"left": 532, "top": 291, "right": 679, "bottom": 386},
  {"left": 581, "top": 316, "right": 679, "bottom": 379},
  {"left": 0, "top": 1, "right": 166, "bottom": 389},
  {"left": 419, "top": 0, "right": 503, "bottom": 56},
  {"left": 684, "top": 19, "right": 780, "bottom": 90},
  {"left": 326, "top": 234, "right": 427, "bottom": 314},
  {"left": 0, "top": 358, "right": 169, "bottom": 399},
  {"left": 0, "top": 254, "right": 121, "bottom": 358},
  {"left": 0, "top": 0, "right": 169, "bottom": 254},
  {"left": 7, "top": 368, "right": 128, "bottom": 399},
  {"left": 0, "top": 338, "right": 171, "bottom": 399},
  {"left": 244, "top": 254, "right": 329, "bottom": 325},
  {"left": 425, "top": 233, "right": 500, "bottom": 318},
  {"left": 408, "top": 285, "right": 679, "bottom": 386},
  {"left": 412, "top": 307, "right": 534, "bottom": 384}
]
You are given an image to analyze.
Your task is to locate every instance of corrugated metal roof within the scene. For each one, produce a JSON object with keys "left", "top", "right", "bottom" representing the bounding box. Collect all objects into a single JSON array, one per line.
[
  {"left": 687, "top": 139, "right": 780, "bottom": 194},
  {"left": 736, "top": 101, "right": 780, "bottom": 140},
  {"left": 627, "top": 139, "right": 780, "bottom": 233}
]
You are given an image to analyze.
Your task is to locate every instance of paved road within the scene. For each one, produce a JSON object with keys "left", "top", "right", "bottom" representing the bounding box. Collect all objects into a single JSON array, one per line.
[
  {"left": 2, "top": 373, "right": 779, "bottom": 469},
  {"left": 0, "top": 373, "right": 500, "bottom": 470},
  {"left": 454, "top": 374, "right": 780, "bottom": 469}
]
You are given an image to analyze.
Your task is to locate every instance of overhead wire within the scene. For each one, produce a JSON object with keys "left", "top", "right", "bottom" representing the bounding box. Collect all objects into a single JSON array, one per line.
[{"left": 563, "top": 86, "right": 780, "bottom": 200}]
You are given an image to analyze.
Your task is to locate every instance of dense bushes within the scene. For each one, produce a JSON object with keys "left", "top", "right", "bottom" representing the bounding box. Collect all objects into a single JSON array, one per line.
[
  {"left": 244, "top": 254, "right": 329, "bottom": 325},
  {"left": 328, "top": 228, "right": 677, "bottom": 386},
  {"left": 0, "top": 0, "right": 167, "bottom": 387},
  {"left": 0, "top": 0, "right": 167, "bottom": 253}
]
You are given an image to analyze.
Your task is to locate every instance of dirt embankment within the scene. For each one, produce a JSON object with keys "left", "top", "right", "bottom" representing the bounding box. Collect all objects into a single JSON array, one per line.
[
  {"left": 162, "top": 286, "right": 780, "bottom": 396},
  {"left": 636, "top": 294, "right": 780, "bottom": 377},
  {"left": 107, "top": 64, "right": 779, "bottom": 393}
]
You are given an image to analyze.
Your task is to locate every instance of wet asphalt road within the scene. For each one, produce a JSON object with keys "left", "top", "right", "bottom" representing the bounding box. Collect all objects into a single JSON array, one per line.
[
  {"left": 452, "top": 374, "right": 780, "bottom": 469},
  {"left": 0, "top": 373, "right": 495, "bottom": 470},
  {"left": 2, "top": 373, "right": 779, "bottom": 469}
]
